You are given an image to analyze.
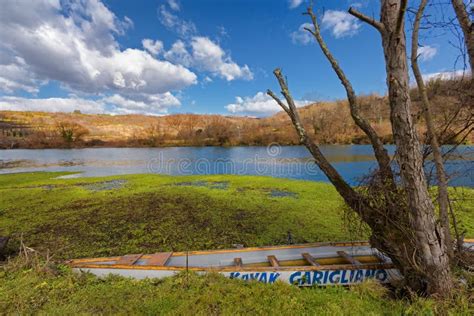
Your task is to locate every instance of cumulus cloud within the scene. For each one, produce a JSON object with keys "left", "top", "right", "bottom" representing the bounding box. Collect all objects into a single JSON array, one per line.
[
  {"left": 163, "top": 37, "right": 253, "bottom": 81},
  {"left": 142, "top": 39, "right": 164, "bottom": 56},
  {"left": 0, "top": 0, "right": 197, "bottom": 114},
  {"left": 164, "top": 40, "right": 193, "bottom": 67},
  {"left": 226, "top": 92, "right": 311, "bottom": 116},
  {"left": 0, "top": 92, "right": 181, "bottom": 115},
  {"left": 321, "top": 10, "right": 361, "bottom": 38},
  {"left": 289, "top": 0, "right": 304, "bottom": 9},
  {"left": 422, "top": 69, "right": 471, "bottom": 82},
  {"left": 190, "top": 37, "right": 253, "bottom": 81},
  {"left": 290, "top": 23, "right": 314, "bottom": 45},
  {"left": 417, "top": 45, "right": 437, "bottom": 61}
]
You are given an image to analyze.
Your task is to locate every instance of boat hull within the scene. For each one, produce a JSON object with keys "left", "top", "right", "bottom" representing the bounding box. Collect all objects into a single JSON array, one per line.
[
  {"left": 73, "top": 266, "right": 400, "bottom": 286},
  {"left": 69, "top": 240, "right": 473, "bottom": 286}
]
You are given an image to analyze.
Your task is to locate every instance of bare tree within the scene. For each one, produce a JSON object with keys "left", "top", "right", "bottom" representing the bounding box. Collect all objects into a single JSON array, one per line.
[
  {"left": 268, "top": 1, "right": 453, "bottom": 296},
  {"left": 411, "top": 0, "right": 454, "bottom": 259},
  {"left": 451, "top": 0, "right": 474, "bottom": 71}
]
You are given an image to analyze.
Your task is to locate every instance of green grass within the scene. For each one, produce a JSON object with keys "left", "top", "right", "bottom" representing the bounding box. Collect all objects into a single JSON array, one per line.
[
  {"left": 0, "top": 172, "right": 473, "bottom": 315},
  {"left": 0, "top": 172, "right": 368, "bottom": 259},
  {"left": 2, "top": 262, "right": 471, "bottom": 315}
]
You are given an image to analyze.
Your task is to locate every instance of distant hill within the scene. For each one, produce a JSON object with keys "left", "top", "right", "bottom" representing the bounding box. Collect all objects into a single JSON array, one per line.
[{"left": 0, "top": 78, "right": 472, "bottom": 149}]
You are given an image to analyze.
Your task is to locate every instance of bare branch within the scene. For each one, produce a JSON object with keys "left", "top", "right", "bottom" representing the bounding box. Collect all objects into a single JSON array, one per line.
[
  {"left": 305, "top": 5, "right": 395, "bottom": 186},
  {"left": 266, "top": 89, "right": 290, "bottom": 115},
  {"left": 348, "top": 7, "right": 385, "bottom": 33},
  {"left": 268, "top": 68, "right": 366, "bottom": 214}
]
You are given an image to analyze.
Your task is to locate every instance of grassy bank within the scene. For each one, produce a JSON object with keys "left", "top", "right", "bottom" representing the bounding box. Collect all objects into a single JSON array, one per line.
[
  {"left": 0, "top": 172, "right": 473, "bottom": 314},
  {"left": 0, "top": 172, "right": 367, "bottom": 259}
]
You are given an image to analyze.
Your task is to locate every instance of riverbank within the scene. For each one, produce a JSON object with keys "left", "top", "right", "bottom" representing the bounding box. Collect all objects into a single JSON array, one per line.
[
  {"left": 2, "top": 77, "right": 472, "bottom": 150},
  {"left": 1, "top": 172, "right": 473, "bottom": 314}
]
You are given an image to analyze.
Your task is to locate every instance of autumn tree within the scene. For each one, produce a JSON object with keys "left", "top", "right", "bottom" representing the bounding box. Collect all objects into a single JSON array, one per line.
[
  {"left": 268, "top": 1, "right": 453, "bottom": 296},
  {"left": 56, "top": 121, "right": 89, "bottom": 146}
]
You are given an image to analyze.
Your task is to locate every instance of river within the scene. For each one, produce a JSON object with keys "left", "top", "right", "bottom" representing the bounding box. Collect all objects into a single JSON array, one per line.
[{"left": 0, "top": 145, "right": 472, "bottom": 187}]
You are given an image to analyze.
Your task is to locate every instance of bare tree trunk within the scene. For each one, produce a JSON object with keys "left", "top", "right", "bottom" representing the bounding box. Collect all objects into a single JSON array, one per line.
[
  {"left": 377, "top": 0, "right": 452, "bottom": 295},
  {"left": 451, "top": 0, "right": 474, "bottom": 71},
  {"left": 411, "top": 0, "right": 454, "bottom": 260},
  {"left": 268, "top": 0, "right": 454, "bottom": 296}
]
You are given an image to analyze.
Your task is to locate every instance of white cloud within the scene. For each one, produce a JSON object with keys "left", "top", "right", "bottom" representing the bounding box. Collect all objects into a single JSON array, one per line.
[
  {"left": 289, "top": 0, "right": 304, "bottom": 9},
  {"left": 0, "top": 0, "right": 197, "bottom": 98},
  {"left": 164, "top": 40, "right": 193, "bottom": 67},
  {"left": 0, "top": 96, "right": 106, "bottom": 114},
  {"left": 142, "top": 39, "right": 164, "bottom": 56},
  {"left": 290, "top": 23, "right": 314, "bottom": 45},
  {"left": 321, "top": 10, "right": 361, "bottom": 38},
  {"left": 226, "top": 92, "right": 311, "bottom": 116},
  {"left": 158, "top": 4, "right": 252, "bottom": 82},
  {"left": 417, "top": 45, "right": 437, "bottom": 61},
  {"left": 158, "top": 5, "right": 196, "bottom": 37},
  {"left": 422, "top": 69, "right": 471, "bottom": 82},
  {"left": 163, "top": 37, "right": 253, "bottom": 81},
  {"left": 102, "top": 93, "right": 180, "bottom": 114},
  {"left": 167, "top": 0, "right": 180, "bottom": 11},
  {"left": 0, "top": 92, "right": 181, "bottom": 115},
  {"left": 190, "top": 37, "right": 253, "bottom": 81}
]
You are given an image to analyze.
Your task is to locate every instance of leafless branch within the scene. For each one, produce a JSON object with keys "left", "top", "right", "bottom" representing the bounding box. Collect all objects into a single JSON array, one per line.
[
  {"left": 266, "top": 89, "right": 290, "bottom": 115},
  {"left": 348, "top": 7, "right": 385, "bottom": 33},
  {"left": 304, "top": 5, "right": 395, "bottom": 187}
]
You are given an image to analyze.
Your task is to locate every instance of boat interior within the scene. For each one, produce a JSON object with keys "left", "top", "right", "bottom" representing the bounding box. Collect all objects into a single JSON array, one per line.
[{"left": 69, "top": 242, "right": 392, "bottom": 270}]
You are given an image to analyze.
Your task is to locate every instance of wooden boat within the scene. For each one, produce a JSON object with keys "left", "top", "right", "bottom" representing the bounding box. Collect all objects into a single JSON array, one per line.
[{"left": 68, "top": 239, "right": 474, "bottom": 286}]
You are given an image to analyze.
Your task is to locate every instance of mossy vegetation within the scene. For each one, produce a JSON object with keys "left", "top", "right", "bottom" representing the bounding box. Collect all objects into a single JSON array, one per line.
[{"left": 0, "top": 172, "right": 473, "bottom": 314}]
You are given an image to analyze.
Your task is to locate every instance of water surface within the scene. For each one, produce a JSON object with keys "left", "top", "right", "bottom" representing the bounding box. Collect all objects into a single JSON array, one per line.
[{"left": 1, "top": 145, "right": 472, "bottom": 187}]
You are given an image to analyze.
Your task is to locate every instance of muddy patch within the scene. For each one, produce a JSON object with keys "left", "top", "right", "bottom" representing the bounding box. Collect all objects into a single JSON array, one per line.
[
  {"left": 0, "top": 159, "right": 35, "bottom": 169},
  {"left": 81, "top": 179, "right": 127, "bottom": 191},
  {"left": 269, "top": 189, "right": 298, "bottom": 199},
  {"left": 173, "top": 181, "right": 229, "bottom": 190}
]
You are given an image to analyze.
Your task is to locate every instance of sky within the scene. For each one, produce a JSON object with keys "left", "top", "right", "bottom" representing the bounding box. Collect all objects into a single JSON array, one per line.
[{"left": 0, "top": 0, "right": 469, "bottom": 117}]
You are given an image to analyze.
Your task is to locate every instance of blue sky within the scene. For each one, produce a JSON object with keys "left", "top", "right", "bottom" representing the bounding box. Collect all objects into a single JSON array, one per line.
[{"left": 0, "top": 0, "right": 468, "bottom": 116}]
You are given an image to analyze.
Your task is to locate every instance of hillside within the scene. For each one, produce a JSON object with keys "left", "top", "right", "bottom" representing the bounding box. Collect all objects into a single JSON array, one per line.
[{"left": 1, "top": 78, "right": 472, "bottom": 148}]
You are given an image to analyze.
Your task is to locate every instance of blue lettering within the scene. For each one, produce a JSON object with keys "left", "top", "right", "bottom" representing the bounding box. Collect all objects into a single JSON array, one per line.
[
  {"left": 289, "top": 272, "right": 301, "bottom": 285},
  {"left": 340, "top": 270, "right": 349, "bottom": 284},
  {"left": 312, "top": 271, "right": 323, "bottom": 284},
  {"left": 259, "top": 272, "right": 268, "bottom": 283},
  {"left": 242, "top": 274, "right": 249, "bottom": 281},
  {"left": 230, "top": 272, "right": 240, "bottom": 279},
  {"left": 349, "top": 269, "right": 356, "bottom": 282},
  {"left": 365, "top": 269, "right": 374, "bottom": 279},
  {"left": 323, "top": 270, "right": 329, "bottom": 284},
  {"left": 250, "top": 273, "right": 260, "bottom": 280},
  {"left": 269, "top": 272, "right": 280, "bottom": 283},
  {"left": 355, "top": 270, "right": 363, "bottom": 282},
  {"left": 303, "top": 271, "right": 312, "bottom": 285},
  {"left": 329, "top": 270, "right": 341, "bottom": 284}
]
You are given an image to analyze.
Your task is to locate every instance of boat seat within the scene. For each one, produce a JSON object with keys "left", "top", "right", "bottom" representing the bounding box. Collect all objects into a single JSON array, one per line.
[
  {"left": 337, "top": 251, "right": 361, "bottom": 265},
  {"left": 117, "top": 254, "right": 143, "bottom": 265},
  {"left": 302, "top": 253, "right": 320, "bottom": 266},
  {"left": 268, "top": 255, "right": 279, "bottom": 267},
  {"left": 147, "top": 252, "right": 173, "bottom": 266}
]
